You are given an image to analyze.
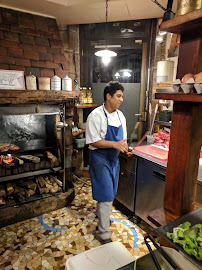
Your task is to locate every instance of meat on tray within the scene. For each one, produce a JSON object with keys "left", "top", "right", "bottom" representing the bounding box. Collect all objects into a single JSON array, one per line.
[
  {"left": 0, "top": 143, "right": 20, "bottom": 153},
  {"left": 0, "top": 143, "right": 10, "bottom": 152},
  {"left": 9, "top": 144, "right": 20, "bottom": 151},
  {"left": 153, "top": 129, "right": 170, "bottom": 149}
]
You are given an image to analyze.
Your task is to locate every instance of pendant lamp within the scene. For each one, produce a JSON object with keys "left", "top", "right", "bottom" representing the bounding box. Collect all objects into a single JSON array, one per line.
[{"left": 94, "top": 0, "right": 117, "bottom": 65}]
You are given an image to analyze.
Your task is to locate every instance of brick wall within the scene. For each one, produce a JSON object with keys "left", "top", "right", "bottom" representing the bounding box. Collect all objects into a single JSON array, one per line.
[
  {"left": 0, "top": 7, "right": 69, "bottom": 79},
  {"left": 59, "top": 25, "right": 80, "bottom": 87}
]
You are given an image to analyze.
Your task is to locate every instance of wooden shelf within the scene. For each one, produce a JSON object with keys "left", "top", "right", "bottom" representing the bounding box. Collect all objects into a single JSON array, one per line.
[
  {"left": 0, "top": 167, "right": 61, "bottom": 183},
  {"left": 0, "top": 90, "right": 79, "bottom": 104},
  {"left": 155, "top": 93, "right": 202, "bottom": 102},
  {"left": 148, "top": 202, "right": 201, "bottom": 227},
  {"left": 75, "top": 104, "right": 98, "bottom": 109},
  {"left": 154, "top": 120, "right": 171, "bottom": 127},
  {"left": 160, "top": 8, "right": 202, "bottom": 34},
  {"left": 72, "top": 129, "right": 85, "bottom": 137}
]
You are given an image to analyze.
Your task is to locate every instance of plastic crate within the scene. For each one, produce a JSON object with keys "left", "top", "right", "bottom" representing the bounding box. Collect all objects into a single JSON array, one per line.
[
  {"left": 66, "top": 241, "right": 135, "bottom": 270},
  {"left": 73, "top": 138, "right": 86, "bottom": 149},
  {"left": 159, "top": 110, "right": 172, "bottom": 122}
]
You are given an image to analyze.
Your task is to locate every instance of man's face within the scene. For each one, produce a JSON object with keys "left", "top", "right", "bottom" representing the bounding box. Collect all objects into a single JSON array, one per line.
[{"left": 107, "top": 90, "right": 123, "bottom": 110}]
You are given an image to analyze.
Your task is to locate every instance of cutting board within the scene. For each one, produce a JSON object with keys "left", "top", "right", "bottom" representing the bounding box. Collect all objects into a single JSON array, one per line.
[{"left": 133, "top": 145, "right": 168, "bottom": 161}]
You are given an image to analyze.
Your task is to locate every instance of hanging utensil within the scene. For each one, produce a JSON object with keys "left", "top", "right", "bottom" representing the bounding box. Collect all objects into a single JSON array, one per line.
[
  {"left": 144, "top": 235, "right": 178, "bottom": 270},
  {"left": 128, "top": 122, "right": 140, "bottom": 147},
  {"left": 144, "top": 236, "right": 162, "bottom": 270},
  {"left": 135, "top": 130, "right": 150, "bottom": 147},
  {"left": 150, "top": 103, "right": 158, "bottom": 135}
]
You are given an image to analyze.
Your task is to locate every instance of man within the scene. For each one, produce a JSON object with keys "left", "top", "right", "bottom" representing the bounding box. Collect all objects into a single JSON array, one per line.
[{"left": 85, "top": 81, "right": 133, "bottom": 244}]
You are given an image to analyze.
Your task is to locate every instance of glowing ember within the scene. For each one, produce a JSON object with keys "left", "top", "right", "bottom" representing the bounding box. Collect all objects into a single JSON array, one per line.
[{"left": 0, "top": 154, "right": 13, "bottom": 165}]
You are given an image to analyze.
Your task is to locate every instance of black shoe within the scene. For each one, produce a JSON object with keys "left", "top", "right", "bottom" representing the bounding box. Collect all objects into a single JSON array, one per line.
[{"left": 101, "top": 238, "right": 112, "bottom": 245}]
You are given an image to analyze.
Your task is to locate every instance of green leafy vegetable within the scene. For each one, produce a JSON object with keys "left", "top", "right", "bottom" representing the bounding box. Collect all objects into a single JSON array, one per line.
[{"left": 167, "top": 222, "right": 202, "bottom": 261}]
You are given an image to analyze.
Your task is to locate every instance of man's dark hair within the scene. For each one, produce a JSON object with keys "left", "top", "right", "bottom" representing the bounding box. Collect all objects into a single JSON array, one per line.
[{"left": 104, "top": 81, "right": 124, "bottom": 101}]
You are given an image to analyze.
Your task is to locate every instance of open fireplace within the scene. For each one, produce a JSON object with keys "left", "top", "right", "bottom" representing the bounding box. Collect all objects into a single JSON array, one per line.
[
  {"left": 0, "top": 105, "right": 63, "bottom": 204},
  {"left": 0, "top": 90, "right": 79, "bottom": 227}
]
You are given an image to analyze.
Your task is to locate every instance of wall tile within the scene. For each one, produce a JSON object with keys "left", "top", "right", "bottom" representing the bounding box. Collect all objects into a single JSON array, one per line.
[
  {"left": 20, "top": 34, "right": 35, "bottom": 45},
  {"left": 26, "top": 67, "right": 40, "bottom": 77},
  {"left": 4, "top": 31, "right": 19, "bottom": 42},
  {"left": 40, "top": 69, "right": 54, "bottom": 77},
  {"left": 24, "top": 50, "right": 39, "bottom": 61},
  {"left": 15, "top": 58, "right": 30, "bottom": 66},
  {"left": 35, "top": 37, "right": 50, "bottom": 47},
  {"left": 0, "top": 56, "right": 15, "bottom": 64},
  {"left": 18, "top": 12, "right": 35, "bottom": 29}
]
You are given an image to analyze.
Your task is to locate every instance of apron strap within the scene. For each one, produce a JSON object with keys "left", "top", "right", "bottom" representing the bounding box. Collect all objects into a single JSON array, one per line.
[{"left": 102, "top": 105, "right": 122, "bottom": 126}]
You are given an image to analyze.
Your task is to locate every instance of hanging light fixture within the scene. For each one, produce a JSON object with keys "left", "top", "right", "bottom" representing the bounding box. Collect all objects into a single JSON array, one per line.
[{"left": 94, "top": 0, "right": 117, "bottom": 65}]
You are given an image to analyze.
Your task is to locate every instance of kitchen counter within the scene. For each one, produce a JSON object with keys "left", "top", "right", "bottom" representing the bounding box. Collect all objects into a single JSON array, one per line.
[{"left": 132, "top": 145, "right": 202, "bottom": 183}]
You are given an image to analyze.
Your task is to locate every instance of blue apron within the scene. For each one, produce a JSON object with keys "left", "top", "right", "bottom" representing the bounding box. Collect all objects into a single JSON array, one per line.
[{"left": 89, "top": 106, "right": 124, "bottom": 201}]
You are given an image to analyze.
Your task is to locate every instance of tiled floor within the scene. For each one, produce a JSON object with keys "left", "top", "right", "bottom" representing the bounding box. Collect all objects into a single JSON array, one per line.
[{"left": 0, "top": 178, "right": 154, "bottom": 270}]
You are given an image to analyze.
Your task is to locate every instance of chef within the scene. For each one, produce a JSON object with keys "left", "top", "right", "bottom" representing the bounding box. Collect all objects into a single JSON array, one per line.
[{"left": 86, "top": 81, "right": 133, "bottom": 244}]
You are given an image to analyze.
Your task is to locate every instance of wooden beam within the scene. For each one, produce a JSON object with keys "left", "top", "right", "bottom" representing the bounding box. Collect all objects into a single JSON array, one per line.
[
  {"left": 160, "top": 9, "right": 202, "bottom": 35},
  {"left": 155, "top": 93, "right": 202, "bottom": 102},
  {"left": 0, "top": 90, "right": 80, "bottom": 104},
  {"left": 138, "top": 42, "right": 147, "bottom": 141}
]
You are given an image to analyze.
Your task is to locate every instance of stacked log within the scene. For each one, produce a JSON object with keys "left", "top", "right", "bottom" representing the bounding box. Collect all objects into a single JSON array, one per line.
[
  {"left": 0, "top": 151, "right": 60, "bottom": 177},
  {"left": 0, "top": 174, "right": 63, "bottom": 205}
]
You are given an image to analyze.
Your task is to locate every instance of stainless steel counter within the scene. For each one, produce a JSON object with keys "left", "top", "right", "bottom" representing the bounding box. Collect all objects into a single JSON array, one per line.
[{"left": 132, "top": 148, "right": 202, "bottom": 183}]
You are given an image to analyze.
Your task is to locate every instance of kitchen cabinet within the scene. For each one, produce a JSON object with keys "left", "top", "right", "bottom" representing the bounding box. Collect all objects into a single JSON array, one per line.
[
  {"left": 135, "top": 157, "right": 166, "bottom": 227},
  {"left": 116, "top": 150, "right": 202, "bottom": 227},
  {"left": 116, "top": 154, "right": 137, "bottom": 212}
]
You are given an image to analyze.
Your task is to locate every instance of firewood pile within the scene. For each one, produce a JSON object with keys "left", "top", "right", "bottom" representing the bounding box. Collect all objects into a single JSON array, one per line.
[
  {"left": 0, "top": 151, "right": 60, "bottom": 177},
  {"left": 0, "top": 174, "right": 63, "bottom": 205}
]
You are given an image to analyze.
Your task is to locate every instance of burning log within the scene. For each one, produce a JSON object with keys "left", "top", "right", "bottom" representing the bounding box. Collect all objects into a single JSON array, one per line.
[
  {"left": 46, "top": 151, "right": 58, "bottom": 163},
  {"left": 19, "top": 155, "right": 40, "bottom": 163},
  {"left": 12, "top": 167, "right": 19, "bottom": 175},
  {"left": 13, "top": 157, "right": 24, "bottom": 165},
  {"left": 0, "top": 154, "right": 13, "bottom": 165},
  {"left": 24, "top": 163, "right": 30, "bottom": 172},
  {"left": 40, "top": 160, "right": 46, "bottom": 169},
  {"left": 45, "top": 161, "right": 51, "bottom": 169},
  {"left": 18, "top": 166, "right": 24, "bottom": 174},
  {"left": 34, "top": 163, "right": 40, "bottom": 171},
  {"left": 5, "top": 168, "right": 11, "bottom": 176}
]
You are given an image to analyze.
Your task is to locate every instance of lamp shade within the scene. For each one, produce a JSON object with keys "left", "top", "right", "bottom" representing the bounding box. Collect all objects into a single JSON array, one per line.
[{"left": 95, "top": 49, "right": 117, "bottom": 57}]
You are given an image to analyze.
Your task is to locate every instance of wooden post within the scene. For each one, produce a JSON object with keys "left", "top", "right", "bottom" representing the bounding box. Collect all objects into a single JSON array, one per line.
[{"left": 164, "top": 102, "right": 202, "bottom": 215}]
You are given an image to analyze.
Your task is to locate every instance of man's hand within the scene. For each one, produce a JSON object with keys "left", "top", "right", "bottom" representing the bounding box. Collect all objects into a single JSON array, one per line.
[
  {"left": 125, "top": 147, "right": 134, "bottom": 157},
  {"left": 113, "top": 140, "right": 128, "bottom": 153}
]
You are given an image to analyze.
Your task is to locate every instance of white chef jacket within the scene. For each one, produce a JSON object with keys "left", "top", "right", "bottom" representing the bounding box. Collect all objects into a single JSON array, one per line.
[{"left": 85, "top": 105, "right": 127, "bottom": 150}]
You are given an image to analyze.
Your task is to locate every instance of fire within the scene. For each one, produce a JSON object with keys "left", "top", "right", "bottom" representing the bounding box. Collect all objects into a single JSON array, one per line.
[{"left": 0, "top": 154, "right": 13, "bottom": 165}]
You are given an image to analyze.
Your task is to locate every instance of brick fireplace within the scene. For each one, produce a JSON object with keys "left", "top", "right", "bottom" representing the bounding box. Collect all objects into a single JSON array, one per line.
[{"left": 0, "top": 7, "right": 80, "bottom": 227}]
